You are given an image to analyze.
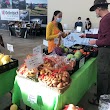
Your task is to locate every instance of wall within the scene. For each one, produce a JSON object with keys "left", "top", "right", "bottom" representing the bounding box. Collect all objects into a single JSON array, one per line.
[{"left": 48, "top": 0, "right": 110, "bottom": 29}]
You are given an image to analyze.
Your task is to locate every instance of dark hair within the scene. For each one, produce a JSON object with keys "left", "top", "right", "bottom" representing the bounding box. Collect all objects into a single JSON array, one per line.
[
  {"left": 78, "top": 17, "right": 81, "bottom": 20},
  {"left": 58, "top": 23, "right": 63, "bottom": 32},
  {"left": 86, "top": 18, "right": 90, "bottom": 21},
  {"left": 52, "top": 10, "right": 63, "bottom": 32},
  {"left": 52, "top": 10, "right": 62, "bottom": 21}
]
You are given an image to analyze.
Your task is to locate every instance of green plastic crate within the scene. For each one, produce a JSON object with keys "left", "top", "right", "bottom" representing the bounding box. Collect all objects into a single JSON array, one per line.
[{"left": 0, "top": 67, "right": 17, "bottom": 97}]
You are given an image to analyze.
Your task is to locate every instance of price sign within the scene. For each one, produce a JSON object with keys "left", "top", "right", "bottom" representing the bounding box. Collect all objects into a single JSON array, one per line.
[
  {"left": 28, "top": 94, "right": 37, "bottom": 104},
  {"left": 54, "top": 38, "right": 59, "bottom": 44},
  {"left": 79, "top": 57, "right": 85, "bottom": 68},
  {"left": 25, "top": 54, "right": 44, "bottom": 70},
  {"left": 7, "top": 43, "right": 14, "bottom": 52},
  {"left": 33, "top": 45, "right": 42, "bottom": 55},
  {"left": 76, "top": 26, "right": 82, "bottom": 32},
  {"left": 43, "top": 39, "right": 48, "bottom": 47}
]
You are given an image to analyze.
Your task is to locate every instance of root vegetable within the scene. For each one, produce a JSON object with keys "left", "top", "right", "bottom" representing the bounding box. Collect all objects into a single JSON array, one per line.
[
  {"left": 63, "top": 83, "right": 66, "bottom": 87},
  {"left": 52, "top": 80, "right": 58, "bottom": 84},
  {"left": 53, "top": 83, "right": 57, "bottom": 87},
  {"left": 65, "top": 82, "right": 69, "bottom": 85},
  {"left": 57, "top": 82, "right": 63, "bottom": 88},
  {"left": 62, "top": 76, "right": 67, "bottom": 82}
]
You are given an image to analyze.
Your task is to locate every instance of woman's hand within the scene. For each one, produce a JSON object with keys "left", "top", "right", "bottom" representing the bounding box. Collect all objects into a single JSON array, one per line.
[
  {"left": 58, "top": 32, "right": 64, "bottom": 38},
  {"left": 65, "top": 32, "right": 71, "bottom": 36}
]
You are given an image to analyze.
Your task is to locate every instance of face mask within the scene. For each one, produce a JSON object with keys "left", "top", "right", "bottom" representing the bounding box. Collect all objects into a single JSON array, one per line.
[
  {"left": 56, "top": 18, "right": 62, "bottom": 23},
  {"left": 86, "top": 20, "right": 89, "bottom": 23},
  {"left": 78, "top": 20, "right": 81, "bottom": 22}
]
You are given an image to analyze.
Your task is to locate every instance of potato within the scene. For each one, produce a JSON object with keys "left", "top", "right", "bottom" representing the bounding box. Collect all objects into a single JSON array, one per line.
[
  {"left": 52, "top": 80, "right": 58, "bottom": 84},
  {"left": 57, "top": 82, "right": 63, "bottom": 88},
  {"left": 62, "top": 76, "right": 67, "bottom": 82},
  {"left": 48, "top": 79, "right": 51, "bottom": 82},
  {"left": 40, "top": 69, "right": 45, "bottom": 75},
  {"left": 65, "top": 77, "right": 70, "bottom": 82},
  {"left": 65, "top": 82, "right": 69, "bottom": 85},
  {"left": 63, "top": 71, "right": 68, "bottom": 76},
  {"left": 57, "top": 80, "right": 61, "bottom": 83},
  {"left": 58, "top": 75, "right": 62, "bottom": 80},
  {"left": 47, "top": 81, "right": 51, "bottom": 85},
  {"left": 49, "top": 83, "right": 53, "bottom": 87},
  {"left": 50, "top": 77, "right": 54, "bottom": 81},
  {"left": 55, "top": 74, "right": 59, "bottom": 78},
  {"left": 53, "top": 83, "right": 57, "bottom": 87},
  {"left": 54, "top": 78, "right": 58, "bottom": 81},
  {"left": 58, "top": 74, "right": 61, "bottom": 77},
  {"left": 63, "top": 83, "right": 66, "bottom": 87},
  {"left": 44, "top": 76, "right": 49, "bottom": 80}
]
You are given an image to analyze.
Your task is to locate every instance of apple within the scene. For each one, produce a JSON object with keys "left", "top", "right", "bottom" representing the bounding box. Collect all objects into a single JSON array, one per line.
[
  {"left": 75, "top": 50, "right": 82, "bottom": 55},
  {"left": 10, "top": 104, "right": 18, "bottom": 110},
  {"left": 67, "top": 54, "right": 74, "bottom": 60},
  {"left": 64, "top": 48, "right": 69, "bottom": 53},
  {"left": 74, "top": 50, "right": 82, "bottom": 60},
  {"left": 60, "top": 44, "right": 65, "bottom": 49}
]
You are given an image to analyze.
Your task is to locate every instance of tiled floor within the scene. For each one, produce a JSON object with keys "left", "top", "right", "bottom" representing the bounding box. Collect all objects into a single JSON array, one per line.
[{"left": 0, "top": 30, "right": 98, "bottom": 110}]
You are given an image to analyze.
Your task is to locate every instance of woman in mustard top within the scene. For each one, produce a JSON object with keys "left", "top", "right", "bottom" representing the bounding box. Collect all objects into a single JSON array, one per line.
[{"left": 46, "top": 10, "right": 68, "bottom": 53}]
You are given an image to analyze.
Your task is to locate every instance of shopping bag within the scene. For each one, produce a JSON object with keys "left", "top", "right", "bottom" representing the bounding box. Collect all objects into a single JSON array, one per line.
[{"left": 98, "top": 95, "right": 110, "bottom": 110}]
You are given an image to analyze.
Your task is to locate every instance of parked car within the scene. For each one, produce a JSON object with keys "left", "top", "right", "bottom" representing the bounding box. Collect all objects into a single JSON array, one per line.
[
  {"left": 30, "top": 18, "right": 43, "bottom": 25},
  {"left": 20, "top": 11, "right": 28, "bottom": 20}
]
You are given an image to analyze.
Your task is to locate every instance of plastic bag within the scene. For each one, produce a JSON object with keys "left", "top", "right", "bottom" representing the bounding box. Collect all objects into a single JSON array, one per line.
[{"left": 98, "top": 95, "right": 110, "bottom": 110}]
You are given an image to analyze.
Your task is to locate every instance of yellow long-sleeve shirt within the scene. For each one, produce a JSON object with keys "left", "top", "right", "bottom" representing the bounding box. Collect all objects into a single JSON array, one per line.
[{"left": 46, "top": 22, "right": 60, "bottom": 53}]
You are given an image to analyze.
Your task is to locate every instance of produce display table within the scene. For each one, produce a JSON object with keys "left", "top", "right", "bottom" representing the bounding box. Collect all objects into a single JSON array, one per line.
[
  {"left": 12, "top": 58, "right": 97, "bottom": 110},
  {"left": 0, "top": 67, "right": 17, "bottom": 97}
]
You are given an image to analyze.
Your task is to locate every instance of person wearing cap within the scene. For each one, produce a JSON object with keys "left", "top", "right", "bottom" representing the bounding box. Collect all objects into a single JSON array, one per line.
[{"left": 80, "top": 0, "right": 110, "bottom": 106}]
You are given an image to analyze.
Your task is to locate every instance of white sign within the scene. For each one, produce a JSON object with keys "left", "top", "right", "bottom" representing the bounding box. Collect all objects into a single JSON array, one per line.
[
  {"left": 76, "top": 26, "right": 82, "bottom": 33},
  {"left": 43, "top": 39, "right": 48, "bottom": 47},
  {"left": 79, "top": 57, "right": 85, "bottom": 68},
  {"left": 54, "top": 38, "right": 59, "bottom": 44},
  {"left": 93, "top": 28, "right": 99, "bottom": 34},
  {"left": 1, "top": 9, "right": 19, "bottom": 21},
  {"left": 28, "top": 94, "right": 36, "bottom": 104},
  {"left": 7, "top": 44, "right": 14, "bottom": 52},
  {"left": 33, "top": 45, "right": 42, "bottom": 55},
  {"left": 25, "top": 54, "right": 44, "bottom": 70}
]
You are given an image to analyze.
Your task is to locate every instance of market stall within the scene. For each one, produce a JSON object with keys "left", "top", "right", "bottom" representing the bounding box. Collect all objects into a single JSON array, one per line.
[
  {"left": 10, "top": 32, "right": 98, "bottom": 110},
  {"left": 12, "top": 57, "right": 97, "bottom": 110}
]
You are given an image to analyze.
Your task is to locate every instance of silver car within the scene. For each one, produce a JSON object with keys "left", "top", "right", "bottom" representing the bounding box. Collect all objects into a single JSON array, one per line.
[{"left": 20, "top": 11, "right": 28, "bottom": 20}]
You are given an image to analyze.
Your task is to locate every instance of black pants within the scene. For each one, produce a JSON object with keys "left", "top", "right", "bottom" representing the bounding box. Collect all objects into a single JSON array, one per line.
[{"left": 97, "top": 47, "right": 110, "bottom": 101}]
